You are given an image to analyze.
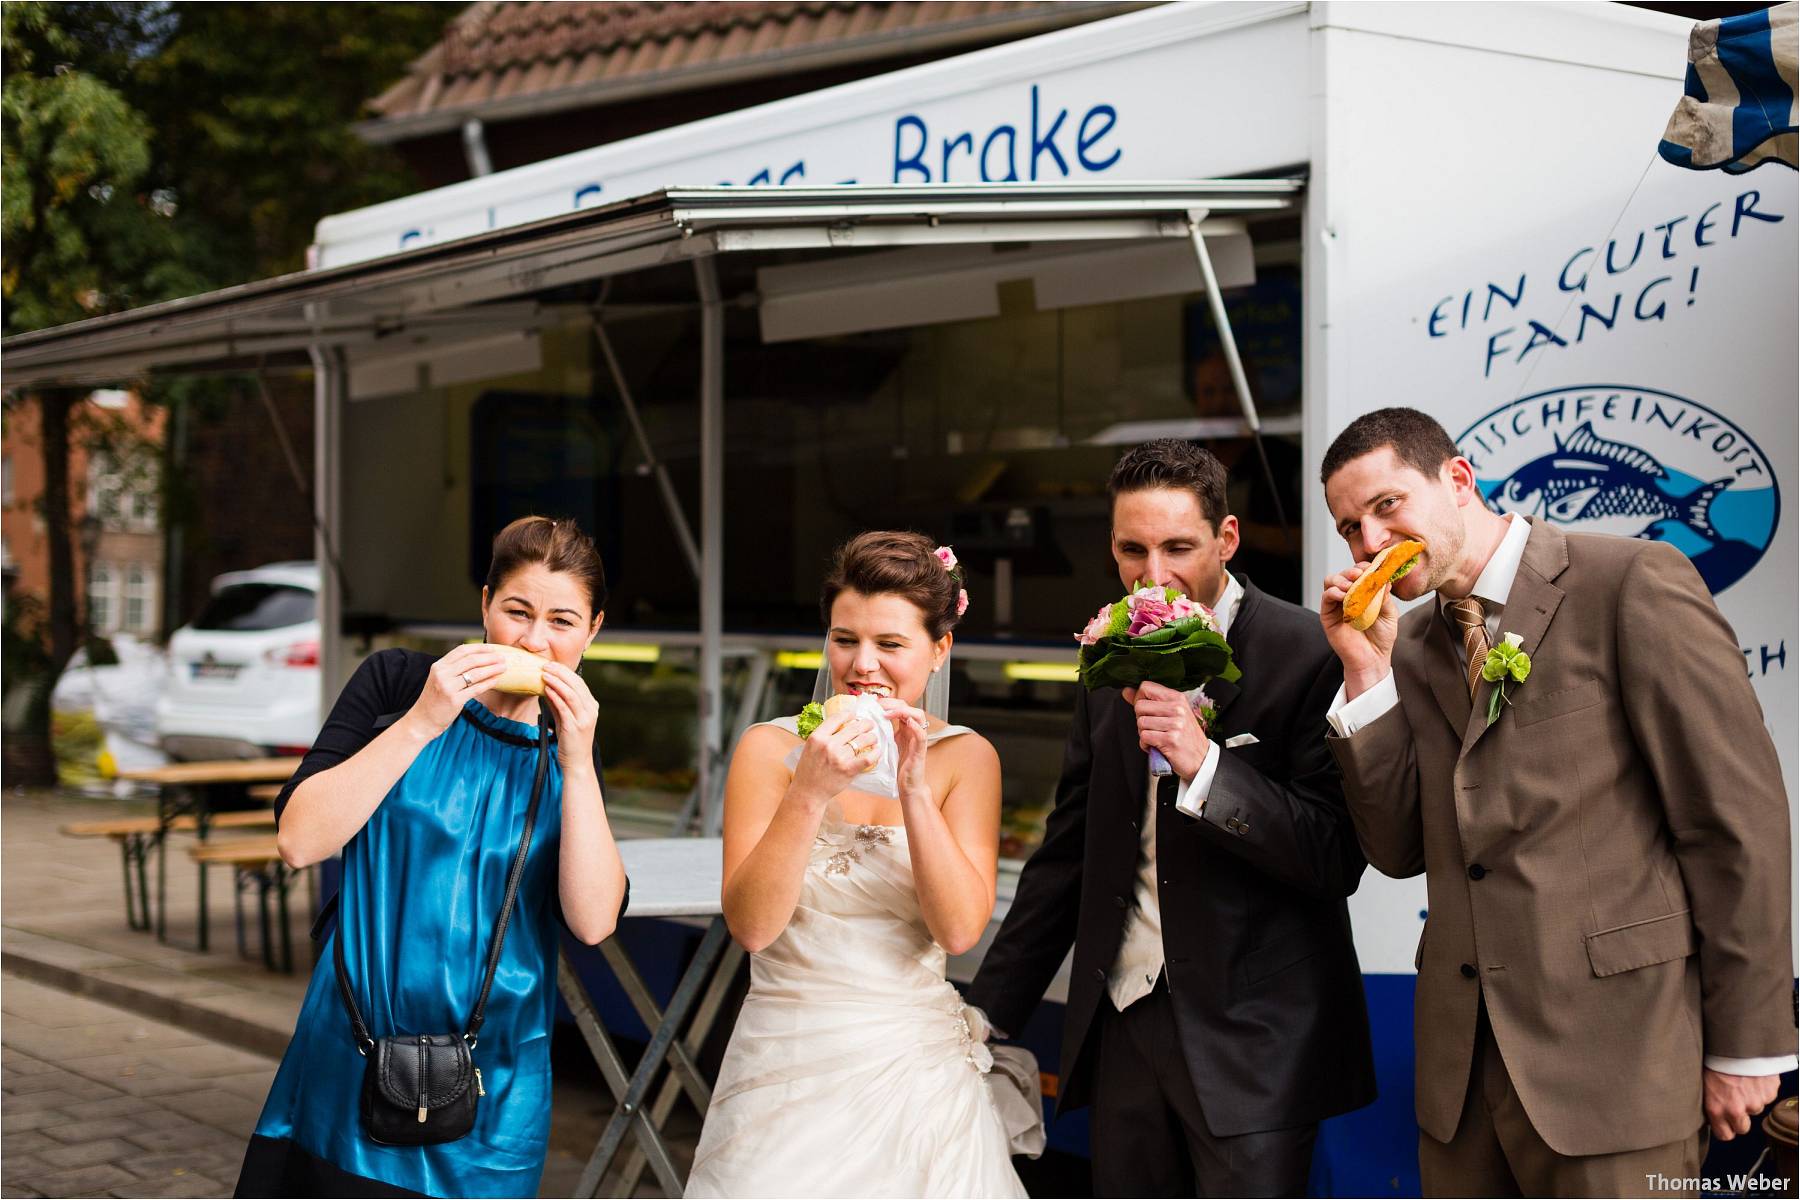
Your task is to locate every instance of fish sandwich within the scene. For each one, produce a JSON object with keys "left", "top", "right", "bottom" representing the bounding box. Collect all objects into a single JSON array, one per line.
[{"left": 1342, "top": 539, "right": 1427, "bottom": 631}]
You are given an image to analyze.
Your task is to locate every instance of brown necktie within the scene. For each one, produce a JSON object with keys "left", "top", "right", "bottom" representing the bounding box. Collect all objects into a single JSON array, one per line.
[{"left": 1448, "top": 597, "right": 1490, "bottom": 699}]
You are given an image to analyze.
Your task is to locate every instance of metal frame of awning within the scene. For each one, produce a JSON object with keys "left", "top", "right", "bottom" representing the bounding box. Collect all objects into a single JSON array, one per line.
[
  {"left": 1, "top": 182, "right": 1299, "bottom": 388},
  {"left": 1, "top": 179, "right": 1304, "bottom": 841}
]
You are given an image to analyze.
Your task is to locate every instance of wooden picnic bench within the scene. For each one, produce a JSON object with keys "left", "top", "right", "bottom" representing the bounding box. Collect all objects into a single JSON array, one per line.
[
  {"left": 115, "top": 758, "right": 299, "bottom": 949},
  {"left": 119, "top": 759, "right": 301, "bottom": 786},
  {"left": 187, "top": 836, "right": 309, "bottom": 973},
  {"left": 62, "top": 810, "right": 278, "bottom": 933}
]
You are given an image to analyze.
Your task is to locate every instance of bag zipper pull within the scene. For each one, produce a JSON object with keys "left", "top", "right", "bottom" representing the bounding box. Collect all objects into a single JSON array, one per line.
[
  {"left": 418, "top": 1037, "right": 430, "bottom": 1122},
  {"left": 476, "top": 1067, "right": 486, "bottom": 1097}
]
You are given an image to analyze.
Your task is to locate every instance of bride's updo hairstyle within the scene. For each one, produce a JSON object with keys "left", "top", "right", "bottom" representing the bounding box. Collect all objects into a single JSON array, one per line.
[
  {"left": 485, "top": 515, "right": 608, "bottom": 614},
  {"left": 820, "top": 531, "right": 964, "bottom": 640}
]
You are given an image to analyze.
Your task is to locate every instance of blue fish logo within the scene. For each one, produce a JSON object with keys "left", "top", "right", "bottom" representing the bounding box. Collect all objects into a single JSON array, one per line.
[
  {"left": 1459, "top": 388, "right": 1779, "bottom": 595},
  {"left": 1491, "top": 422, "right": 1730, "bottom": 543}
]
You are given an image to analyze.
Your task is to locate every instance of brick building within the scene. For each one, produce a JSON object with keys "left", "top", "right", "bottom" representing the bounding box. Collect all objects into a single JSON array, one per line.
[{"left": 1, "top": 391, "right": 165, "bottom": 641}]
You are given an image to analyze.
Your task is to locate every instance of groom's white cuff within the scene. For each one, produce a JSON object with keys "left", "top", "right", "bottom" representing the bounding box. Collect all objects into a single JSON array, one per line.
[
  {"left": 1705, "top": 1053, "right": 1799, "bottom": 1075},
  {"left": 1173, "top": 742, "right": 1222, "bottom": 819},
  {"left": 1325, "top": 673, "right": 1398, "bottom": 738}
]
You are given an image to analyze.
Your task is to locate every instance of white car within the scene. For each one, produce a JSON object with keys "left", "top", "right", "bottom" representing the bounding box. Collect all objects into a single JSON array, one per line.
[
  {"left": 53, "top": 633, "right": 171, "bottom": 776},
  {"left": 156, "top": 562, "right": 322, "bottom": 760}
]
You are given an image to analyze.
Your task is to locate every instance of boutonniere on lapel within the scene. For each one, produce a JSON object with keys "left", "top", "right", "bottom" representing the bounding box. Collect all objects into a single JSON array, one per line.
[{"left": 1480, "top": 632, "right": 1533, "bottom": 726}]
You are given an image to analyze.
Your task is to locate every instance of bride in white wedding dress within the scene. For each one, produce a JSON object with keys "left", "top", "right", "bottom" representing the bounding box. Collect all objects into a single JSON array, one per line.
[{"left": 685, "top": 533, "right": 1041, "bottom": 1199}]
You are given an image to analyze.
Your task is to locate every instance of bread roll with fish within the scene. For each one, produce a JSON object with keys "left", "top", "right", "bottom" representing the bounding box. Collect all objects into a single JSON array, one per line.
[
  {"left": 824, "top": 693, "right": 879, "bottom": 772},
  {"left": 487, "top": 644, "right": 547, "bottom": 696},
  {"left": 1342, "top": 539, "right": 1426, "bottom": 632}
]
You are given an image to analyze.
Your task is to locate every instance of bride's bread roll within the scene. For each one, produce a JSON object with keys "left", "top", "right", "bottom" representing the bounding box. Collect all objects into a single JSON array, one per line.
[
  {"left": 1343, "top": 539, "right": 1426, "bottom": 632},
  {"left": 823, "top": 693, "right": 877, "bottom": 772},
  {"left": 487, "top": 643, "right": 547, "bottom": 696}
]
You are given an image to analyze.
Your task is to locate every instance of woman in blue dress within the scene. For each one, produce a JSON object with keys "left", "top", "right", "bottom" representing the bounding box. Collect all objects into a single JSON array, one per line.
[{"left": 236, "top": 516, "right": 629, "bottom": 1198}]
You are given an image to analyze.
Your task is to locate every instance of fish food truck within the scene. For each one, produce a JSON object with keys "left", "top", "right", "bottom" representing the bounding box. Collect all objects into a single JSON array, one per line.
[{"left": 5, "top": 2, "right": 1792, "bottom": 1192}]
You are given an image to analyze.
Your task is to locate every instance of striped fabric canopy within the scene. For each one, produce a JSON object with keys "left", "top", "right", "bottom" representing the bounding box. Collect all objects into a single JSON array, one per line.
[{"left": 1659, "top": 1, "right": 1797, "bottom": 173}]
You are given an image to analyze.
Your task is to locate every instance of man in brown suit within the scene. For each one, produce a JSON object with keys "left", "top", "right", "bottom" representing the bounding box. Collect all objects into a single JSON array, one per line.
[{"left": 1315, "top": 407, "right": 1794, "bottom": 1195}]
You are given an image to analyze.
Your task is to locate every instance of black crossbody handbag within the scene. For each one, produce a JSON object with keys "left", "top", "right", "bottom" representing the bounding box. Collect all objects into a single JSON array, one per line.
[{"left": 331, "top": 709, "right": 552, "bottom": 1146}]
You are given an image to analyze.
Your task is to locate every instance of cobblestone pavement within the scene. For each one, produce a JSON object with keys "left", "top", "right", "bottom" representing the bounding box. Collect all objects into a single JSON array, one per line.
[
  {"left": 2, "top": 788, "right": 310, "bottom": 1057},
  {"left": 1, "top": 790, "right": 679, "bottom": 1197},
  {"left": 1, "top": 972, "right": 271, "bottom": 1198}
]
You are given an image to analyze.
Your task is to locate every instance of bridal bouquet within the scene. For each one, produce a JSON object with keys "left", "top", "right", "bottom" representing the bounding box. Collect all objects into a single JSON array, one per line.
[{"left": 1075, "top": 583, "right": 1241, "bottom": 775}]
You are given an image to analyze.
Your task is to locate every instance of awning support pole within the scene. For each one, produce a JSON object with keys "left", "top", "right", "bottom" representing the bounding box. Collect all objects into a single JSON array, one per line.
[
  {"left": 1186, "top": 209, "right": 1294, "bottom": 549},
  {"left": 591, "top": 313, "right": 702, "bottom": 581},
  {"left": 694, "top": 258, "right": 725, "bottom": 837},
  {"left": 1186, "top": 209, "right": 1259, "bottom": 435},
  {"left": 307, "top": 343, "right": 348, "bottom": 694}
]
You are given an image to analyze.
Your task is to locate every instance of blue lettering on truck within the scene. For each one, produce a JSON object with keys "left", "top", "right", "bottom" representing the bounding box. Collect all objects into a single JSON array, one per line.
[{"left": 893, "top": 85, "right": 1122, "bottom": 183}]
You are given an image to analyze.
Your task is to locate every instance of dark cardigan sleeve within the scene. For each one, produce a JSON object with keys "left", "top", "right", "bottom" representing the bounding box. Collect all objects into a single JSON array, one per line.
[{"left": 273, "top": 648, "right": 434, "bottom": 825}]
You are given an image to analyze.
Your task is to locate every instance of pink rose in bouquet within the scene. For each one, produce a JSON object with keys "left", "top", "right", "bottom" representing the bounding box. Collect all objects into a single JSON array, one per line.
[{"left": 1077, "top": 603, "right": 1116, "bottom": 647}]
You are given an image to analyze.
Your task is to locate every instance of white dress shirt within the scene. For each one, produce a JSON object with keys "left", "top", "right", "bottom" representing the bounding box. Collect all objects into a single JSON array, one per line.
[
  {"left": 1107, "top": 573, "right": 1242, "bottom": 1012},
  {"left": 1322, "top": 516, "right": 1794, "bottom": 1077}
]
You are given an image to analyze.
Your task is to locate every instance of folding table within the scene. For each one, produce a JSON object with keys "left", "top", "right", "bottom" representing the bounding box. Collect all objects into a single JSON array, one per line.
[{"left": 557, "top": 836, "right": 744, "bottom": 1198}]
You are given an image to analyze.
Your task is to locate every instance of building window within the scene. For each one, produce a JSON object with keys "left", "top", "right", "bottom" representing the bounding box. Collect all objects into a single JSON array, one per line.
[
  {"left": 90, "top": 561, "right": 116, "bottom": 633},
  {"left": 87, "top": 451, "right": 159, "bottom": 534},
  {"left": 88, "top": 453, "right": 122, "bottom": 527},
  {"left": 124, "top": 562, "right": 155, "bottom": 635},
  {"left": 2, "top": 454, "right": 12, "bottom": 504},
  {"left": 128, "top": 487, "right": 157, "bottom": 531}
]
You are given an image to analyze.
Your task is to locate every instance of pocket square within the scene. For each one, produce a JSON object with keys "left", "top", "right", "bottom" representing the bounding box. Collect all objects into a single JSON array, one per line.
[{"left": 1224, "top": 733, "right": 1260, "bottom": 748}]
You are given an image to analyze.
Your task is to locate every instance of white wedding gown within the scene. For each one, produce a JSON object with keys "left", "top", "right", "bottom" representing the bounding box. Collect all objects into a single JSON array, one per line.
[{"left": 685, "top": 722, "right": 1044, "bottom": 1199}]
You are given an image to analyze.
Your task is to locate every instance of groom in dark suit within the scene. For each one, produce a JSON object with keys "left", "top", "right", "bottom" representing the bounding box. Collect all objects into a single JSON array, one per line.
[{"left": 966, "top": 439, "right": 1376, "bottom": 1197}]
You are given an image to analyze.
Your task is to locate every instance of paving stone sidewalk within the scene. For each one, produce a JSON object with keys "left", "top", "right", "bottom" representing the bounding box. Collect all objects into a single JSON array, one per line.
[
  {"left": 1, "top": 788, "right": 683, "bottom": 1197},
  {"left": 1, "top": 788, "right": 311, "bottom": 1059},
  {"left": 1, "top": 971, "right": 270, "bottom": 1198}
]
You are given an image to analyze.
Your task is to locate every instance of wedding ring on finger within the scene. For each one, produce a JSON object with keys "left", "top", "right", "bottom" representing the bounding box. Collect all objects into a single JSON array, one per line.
[{"left": 460, "top": 671, "right": 474, "bottom": 689}]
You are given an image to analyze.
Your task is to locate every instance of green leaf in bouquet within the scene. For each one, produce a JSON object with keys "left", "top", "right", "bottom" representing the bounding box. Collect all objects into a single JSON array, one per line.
[
  {"left": 1106, "top": 599, "right": 1131, "bottom": 638},
  {"left": 1076, "top": 605, "right": 1242, "bottom": 691}
]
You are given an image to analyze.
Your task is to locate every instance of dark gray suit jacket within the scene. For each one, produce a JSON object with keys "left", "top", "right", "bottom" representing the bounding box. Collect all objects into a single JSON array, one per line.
[{"left": 966, "top": 577, "right": 1377, "bottom": 1137}]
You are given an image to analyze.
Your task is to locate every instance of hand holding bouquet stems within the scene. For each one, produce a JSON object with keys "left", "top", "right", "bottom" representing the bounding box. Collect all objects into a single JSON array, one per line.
[{"left": 1075, "top": 583, "right": 1240, "bottom": 776}]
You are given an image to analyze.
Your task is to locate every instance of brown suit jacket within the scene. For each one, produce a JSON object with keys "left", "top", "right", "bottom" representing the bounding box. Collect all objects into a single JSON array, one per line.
[{"left": 1329, "top": 517, "right": 1793, "bottom": 1156}]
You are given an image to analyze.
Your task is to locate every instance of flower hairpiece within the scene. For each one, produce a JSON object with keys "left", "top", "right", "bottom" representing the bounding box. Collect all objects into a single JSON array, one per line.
[{"left": 935, "top": 545, "right": 970, "bottom": 618}]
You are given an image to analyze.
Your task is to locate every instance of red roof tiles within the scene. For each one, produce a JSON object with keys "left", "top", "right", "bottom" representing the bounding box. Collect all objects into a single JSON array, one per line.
[{"left": 364, "top": 1, "right": 1144, "bottom": 138}]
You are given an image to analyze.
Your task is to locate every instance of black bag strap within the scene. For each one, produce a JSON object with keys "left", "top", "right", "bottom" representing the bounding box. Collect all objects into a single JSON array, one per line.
[{"left": 334, "top": 709, "right": 553, "bottom": 1053}]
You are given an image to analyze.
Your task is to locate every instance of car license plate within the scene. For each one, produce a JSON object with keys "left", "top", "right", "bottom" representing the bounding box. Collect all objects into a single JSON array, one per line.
[{"left": 191, "top": 660, "right": 243, "bottom": 681}]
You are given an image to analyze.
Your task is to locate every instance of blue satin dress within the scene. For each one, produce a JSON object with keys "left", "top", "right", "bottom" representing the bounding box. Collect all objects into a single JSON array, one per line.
[{"left": 249, "top": 700, "right": 563, "bottom": 1198}]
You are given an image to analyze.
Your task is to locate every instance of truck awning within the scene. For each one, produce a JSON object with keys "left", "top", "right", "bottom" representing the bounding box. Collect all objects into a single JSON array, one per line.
[{"left": 0, "top": 180, "right": 1300, "bottom": 390}]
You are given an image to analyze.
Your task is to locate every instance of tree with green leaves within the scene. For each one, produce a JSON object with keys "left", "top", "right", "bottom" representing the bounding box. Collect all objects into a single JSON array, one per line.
[
  {"left": 2, "top": 1, "right": 457, "bottom": 784},
  {"left": 2, "top": 2, "right": 184, "bottom": 783}
]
